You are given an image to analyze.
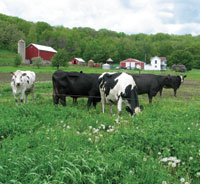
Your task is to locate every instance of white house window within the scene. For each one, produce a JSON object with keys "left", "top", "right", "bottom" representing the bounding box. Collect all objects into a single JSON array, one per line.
[
  {"left": 155, "top": 65, "right": 157, "bottom": 68},
  {"left": 155, "top": 60, "right": 157, "bottom": 64}
]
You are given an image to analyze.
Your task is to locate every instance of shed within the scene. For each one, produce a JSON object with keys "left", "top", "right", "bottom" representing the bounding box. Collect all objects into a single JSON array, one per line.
[
  {"left": 120, "top": 58, "right": 145, "bottom": 69},
  {"left": 26, "top": 43, "right": 57, "bottom": 64},
  {"left": 69, "top": 58, "right": 86, "bottom": 65}
]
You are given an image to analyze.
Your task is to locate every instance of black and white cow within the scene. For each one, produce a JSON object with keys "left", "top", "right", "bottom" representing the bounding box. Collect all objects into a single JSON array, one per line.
[
  {"left": 52, "top": 70, "right": 101, "bottom": 108},
  {"left": 99, "top": 72, "right": 142, "bottom": 116},
  {"left": 131, "top": 74, "right": 171, "bottom": 103},
  {"left": 10, "top": 70, "right": 36, "bottom": 104},
  {"left": 159, "top": 75, "right": 187, "bottom": 97}
]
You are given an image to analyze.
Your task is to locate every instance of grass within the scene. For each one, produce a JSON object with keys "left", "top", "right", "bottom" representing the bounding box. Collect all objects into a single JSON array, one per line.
[
  {"left": 0, "top": 67, "right": 200, "bottom": 183},
  {"left": 0, "top": 50, "right": 17, "bottom": 66}
]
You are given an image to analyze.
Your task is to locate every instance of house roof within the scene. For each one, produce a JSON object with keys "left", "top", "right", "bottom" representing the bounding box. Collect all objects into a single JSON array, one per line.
[
  {"left": 75, "top": 58, "right": 85, "bottom": 62},
  {"left": 120, "top": 58, "right": 145, "bottom": 63},
  {"left": 30, "top": 43, "right": 57, "bottom": 53},
  {"left": 151, "top": 56, "right": 166, "bottom": 61}
]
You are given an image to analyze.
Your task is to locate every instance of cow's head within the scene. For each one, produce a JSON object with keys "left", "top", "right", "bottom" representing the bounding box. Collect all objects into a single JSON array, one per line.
[
  {"left": 179, "top": 75, "right": 187, "bottom": 83},
  {"left": 11, "top": 71, "right": 27, "bottom": 87}
]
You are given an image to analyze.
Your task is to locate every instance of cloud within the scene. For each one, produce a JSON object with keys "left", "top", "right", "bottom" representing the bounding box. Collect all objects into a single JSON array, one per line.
[{"left": 0, "top": 0, "right": 200, "bottom": 35}]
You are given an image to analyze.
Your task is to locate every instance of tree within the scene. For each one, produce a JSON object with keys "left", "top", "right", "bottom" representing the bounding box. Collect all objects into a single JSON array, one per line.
[
  {"left": 169, "top": 50, "right": 193, "bottom": 70},
  {"left": 32, "top": 57, "right": 43, "bottom": 69},
  {"left": 51, "top": 49, "right": 69, "bottom": 70},
  {"left": 14, "top": 54, "right": 22, "bottom": 67}
]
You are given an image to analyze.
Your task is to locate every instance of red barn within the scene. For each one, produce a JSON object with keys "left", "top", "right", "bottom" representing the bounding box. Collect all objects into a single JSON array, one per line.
[
  {"left": 120, "top": 58, "right": 145, "bottom": 69},
  {"left": 26, "top": 43, "right": 57, "bottom": 64},
  {"left": 69, "top": 58, "right": 86, "bottom": 65}
]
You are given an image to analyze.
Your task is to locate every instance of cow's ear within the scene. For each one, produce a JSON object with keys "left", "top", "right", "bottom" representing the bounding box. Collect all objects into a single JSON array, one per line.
[
  {"left": 10, "top": 72, "right": 14, "bottom": 76},
  {"left": 22, "top": 73, "right": 27, "bottom": 76}
]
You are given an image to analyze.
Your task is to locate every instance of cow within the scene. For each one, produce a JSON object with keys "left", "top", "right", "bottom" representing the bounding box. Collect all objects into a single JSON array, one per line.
[
  {"left": 159, "top": 75, "right": 187, "bottom": 97},
  {"left": 131, "top": 74, "right": 171, "bottom": 103},
  {"left": 98, "top": 72, "right": 142, "bottom": 116},
  {"left": 52, "top": 70, "right": 101, "bottom": 108},
  {"left": 10, "top": 70, "right": 36, "bottom": 104}
]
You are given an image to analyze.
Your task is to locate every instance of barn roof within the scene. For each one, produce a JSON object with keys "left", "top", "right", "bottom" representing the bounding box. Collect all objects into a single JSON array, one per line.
[
  {"left": 30, "top": 43, "right": 57, "bottom": 53},
  {"left": 120, "top": 58, "right": 145, "bottom": 63},
  {"left": 75, "top": 58, "right": 85, "bottom": 62}
]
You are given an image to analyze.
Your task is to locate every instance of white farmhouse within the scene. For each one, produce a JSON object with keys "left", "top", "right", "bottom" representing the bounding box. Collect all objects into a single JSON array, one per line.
[{"left": 144, "top": 56, "right": 167, "bottom": 71}]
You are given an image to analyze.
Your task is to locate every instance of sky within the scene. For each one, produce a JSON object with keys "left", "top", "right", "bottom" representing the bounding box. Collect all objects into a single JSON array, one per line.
[{"left": 1, "top": 0, "right": 200, "bottom": 35}]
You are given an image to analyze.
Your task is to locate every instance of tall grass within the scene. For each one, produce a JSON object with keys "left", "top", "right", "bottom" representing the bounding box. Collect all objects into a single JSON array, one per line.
[{"left": 0, "top": 78, "right": 200, "bottom": 183}]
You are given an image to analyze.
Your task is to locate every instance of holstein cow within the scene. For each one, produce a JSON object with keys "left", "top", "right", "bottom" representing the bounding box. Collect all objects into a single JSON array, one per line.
[
  {"left": 99, "top": 72, "right": 142, "bottom": 116},
  {"left": 159, "top": 75, "right": 187, "bottom": 97},
  {"left": 52, "top": 70, "right": 101, "bottom": 108},
  {"left": 131, "top": 74, "right": 171, "bottom": 103},
  {"left": 10, "top": 70, "right": 36, "bottom": 104}
]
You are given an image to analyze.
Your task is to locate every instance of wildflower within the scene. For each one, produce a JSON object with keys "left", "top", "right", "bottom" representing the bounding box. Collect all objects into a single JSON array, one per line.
[
  {"left": 180, "top": 178, "right": 185, "bottom": 183},
  {"left": 76, "top": 131, "right": 80, "bottom": 135},
  {"left": 60, "top": 120, "right": 64, "bottom": 123},
  {"left": 162, "top": 181, "right": 167, "bottom": 184},
  {"left": 158, "top": 152, "right": 161, "bottom": 156},
  {"left": 189, "top": 157, "right": 193, "bottom": 161},
  {"left": 143, "top": 157, "right": 147, "bottom": 162},
  {"left": 185, "top": 182, "right": 189, "bottom": 184},
  {"left": 89, "top": 126, "right": 92, "bottom": 129},
  {"left": 161, "top": 158, "right": 168, "bottom": 162},
  {"left": 93, "top": 128, "right": 99, "bottom": 133},
  {"left": 129, "top": 170, "right": 134, "bottom": 175},
  {"left": 67, "top": 125, "right": 70, "bottom": 129},
  {"left": 196, "top": 172, "right": 200, "bottom": 177},
  {"left": 171, "top": 163, "right": 176, "bottom": 168},
  {"left": 96, "top": 120, "right": 98, "bottom": 124},
  {"left": 88, "top": 138, "right": 92, "bottom": 142},
  {"left": 188, "top": 127, "right": 190, "bottom": 130},
  {"left": 101, "top": 124, "right": 105, "bottom": 129}
]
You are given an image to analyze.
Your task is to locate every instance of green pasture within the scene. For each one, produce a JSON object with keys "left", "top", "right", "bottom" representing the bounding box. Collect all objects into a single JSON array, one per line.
[{"left": 0, "top": 66, "right": 200, "bottom": 183}]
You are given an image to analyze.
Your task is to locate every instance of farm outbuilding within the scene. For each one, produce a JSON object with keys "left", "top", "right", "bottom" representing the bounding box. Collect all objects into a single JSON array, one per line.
[
  {"left": 120, "top": 58, "right": 145, "bottom": 69},
  {"left": 69, "top": 58, "right": 86, "bottom": 65},
  {"left": 26, "top": 43, "right": 57, "bottom": 64}
]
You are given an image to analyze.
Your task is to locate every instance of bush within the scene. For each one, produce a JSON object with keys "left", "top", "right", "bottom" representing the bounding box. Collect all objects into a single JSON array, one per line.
[
  {"left": 14, "top": 54, "right": 22, "bottom": 67},
  {"left": 32, "top": 57, "right": 43, "bottom": 69}
]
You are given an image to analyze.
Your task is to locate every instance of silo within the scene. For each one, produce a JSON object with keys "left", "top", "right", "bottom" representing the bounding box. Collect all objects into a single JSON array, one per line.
[{"left": 18, "top": 40, "right": 26, "bottom": 64}]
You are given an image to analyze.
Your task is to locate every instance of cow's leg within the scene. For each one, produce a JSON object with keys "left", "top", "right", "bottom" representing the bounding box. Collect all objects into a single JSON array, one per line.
[
  {"left": 117, "top": 97, "right": 123, "bottom": 116},
  {"left": 160, "top": 88, "right": 163, "bottom": 97},
  {"left": 20, "top": 90, "right": 26, "bottom": 103},
  {"left": 73, "top": 98, "right": 77, "bottom": 104},
  {"left": 101, "top": 94, "right": 105, "bottom": 113},
  {"left": 53, "top": 94, "right": 59, "bottom": 105},
  {"left": 13, "top": 93, "right": 18, "bottom": 105},
  {"left": 148, "top": 93, "right": 152, "bottom": 103},
  {"left": 87, "top": 97, "right": 93, "bottom": 109},
  {"left": 174, "top": 89, "right": 177, "bottom": 97},
  {"left": 60, "top": 96, "right": 66, "bottom": 106}
]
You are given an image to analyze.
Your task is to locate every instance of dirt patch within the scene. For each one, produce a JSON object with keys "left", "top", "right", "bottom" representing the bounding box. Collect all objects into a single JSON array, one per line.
[{"left": 0, "top": 72, "right": 52, "bottom": 84}]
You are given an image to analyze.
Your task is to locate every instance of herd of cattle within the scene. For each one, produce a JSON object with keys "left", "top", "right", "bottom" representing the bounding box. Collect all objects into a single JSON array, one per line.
[{"left": 10, "top": 70, "right": 186, "bottom": 116}]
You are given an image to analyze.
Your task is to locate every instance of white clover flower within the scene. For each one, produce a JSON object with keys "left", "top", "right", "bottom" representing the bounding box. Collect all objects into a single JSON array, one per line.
[
  {"left": 143, "top": 157, "right": 147, "bottom": 162},
  {"left": 158, "top": 152, "right": 161, "bottom": 156},
  {"left": 93, "top": 128, "right": 99, "bottom": 133},
  {"left": 162, "top": 181, "right": 167, "bottom": 184},
  {"left": 76, "top": 131, "right": 80, "bottom": 134},
  {"left": 185, "top": 182, "right": 189, "bottom": 184},
  {"left": 129, "top": 170, "right": 134, "bottom": 175},
  {"left": 89, "top": 126, "right": 92, "bottom": 129},
  {"left": 88, "top": 138, "right": 92, "bottom": 142},
  {"left": 196, "top": 172, "right": 200, "bottom": 177},
  {"left": 100, "top": 134, "right": 103, "bottom": 137},
  {"left": 67, "top": 125, "right": 70, "bottom": 129},
  {"left": 60, "top": 120, "right": 64, "bottom": 123},
  {"left": 189, "top": 157, "right": 193, "bottom": 161},
  {"left": 171, "top": 163, "right": 176, "bottom": 168},
  {"left": 168, "top": 162, "right": 172, "bottom": 166},
  {"left": 161, "top": 158, "right": 168, "bottom": 162},
  {"left": 101, "top": 124, "right": 105, "bottom": 129},
  {"left": 175, "top": 159, "right": 181, "bottom": 164},
  {"left": 180, "top": 178, "right": 185, "bottom": 183},
  {"left": 96, "top": 120, "right": 98, "bottom": 124},
  {"left": 188, "top": 127, "right": 190, "bottom": 130}
]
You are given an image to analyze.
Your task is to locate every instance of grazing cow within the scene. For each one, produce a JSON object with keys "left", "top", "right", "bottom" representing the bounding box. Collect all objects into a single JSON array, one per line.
[
  {"left": 159, "top": 75, "right": 187, "bottom": 97},
  {"left": 10, "top": 70, "right": 36, "bottom": 104},
  {"left": 131, "top": 74, "right": 171, "bottom": 103},
  {"left": 52, "top": 70, "right": 101, "bottom": 108},
  {"left": 99, "top": 72, "right": 142, "bottom": 116}
]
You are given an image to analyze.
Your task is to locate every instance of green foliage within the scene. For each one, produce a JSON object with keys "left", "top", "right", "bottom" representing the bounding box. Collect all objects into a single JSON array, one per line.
[
  {"left": 14, "top": 54, "right": 22, "bottom": 67},
  {"left": 51, "top": 49, "right": 69, "bottom": 69},
  {"left": 168, "top": 50, "right": 193, "bottom": 70},
  {"left": 1, "top": 13, "right": 200, "bottom": 69},
  {"left": 32, "top": 56, "right": 43, "bottom": 69}
]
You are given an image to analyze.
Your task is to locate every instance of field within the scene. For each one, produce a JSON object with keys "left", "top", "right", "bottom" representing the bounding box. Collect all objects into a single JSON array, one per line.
[{"left": 0, "top": 66, "right": 200, "bottom": 184}]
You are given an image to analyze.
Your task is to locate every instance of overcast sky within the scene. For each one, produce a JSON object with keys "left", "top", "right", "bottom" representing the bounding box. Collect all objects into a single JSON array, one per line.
[{"left": 1, "top": 0, "right": 200, "bottom": 35}]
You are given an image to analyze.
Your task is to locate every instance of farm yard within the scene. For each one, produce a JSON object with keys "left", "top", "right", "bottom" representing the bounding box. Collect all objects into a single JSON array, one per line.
[{"left": 0, "top": 66, "right": 200, "bottom": 184}]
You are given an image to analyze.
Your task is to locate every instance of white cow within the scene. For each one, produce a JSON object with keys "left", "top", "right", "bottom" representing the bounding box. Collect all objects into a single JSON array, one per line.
[
  {"left": 98, "top": 72, "right": 142, "bottom": 116},
  {"left": 10, "top": 70, "right": 36, "bottom": 104}
]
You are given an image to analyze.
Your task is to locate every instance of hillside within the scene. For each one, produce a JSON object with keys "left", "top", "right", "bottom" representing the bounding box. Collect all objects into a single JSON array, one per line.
[{"left": 0, "top": 50, "right": 16, "bottom": 66}]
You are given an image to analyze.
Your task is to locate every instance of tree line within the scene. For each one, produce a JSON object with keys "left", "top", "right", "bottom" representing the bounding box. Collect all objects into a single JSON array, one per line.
[{"left": 0, "top": 13, "right": 200, "bottom": 70}]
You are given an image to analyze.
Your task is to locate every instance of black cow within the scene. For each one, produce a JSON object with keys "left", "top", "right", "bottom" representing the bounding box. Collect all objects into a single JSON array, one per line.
[
  {"left": 52, "top": 71, "right": 101, "bottom": 108},
  {"left": 131, "top": 74, "right": 171, "bottom": 103},
  {"left": 159, "top": 75, "right": 187, "bottom": 97},
  {"left": 99, "top": 72, "right": 142, "bottom": 116}
]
